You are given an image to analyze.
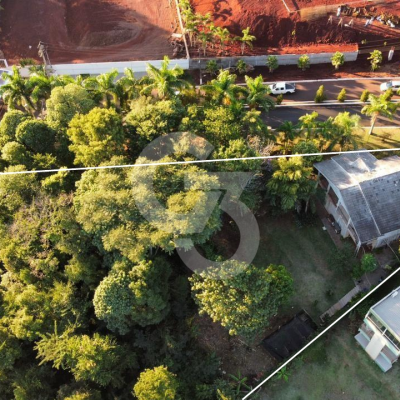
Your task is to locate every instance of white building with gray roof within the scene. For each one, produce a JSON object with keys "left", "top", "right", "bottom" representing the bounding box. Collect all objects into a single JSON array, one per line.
[
  {"left": 355, "top": 286, "right": 400, "bottom": 372},
  {"left": 314, "top": 152, "right": 400, "bottom": 252}
]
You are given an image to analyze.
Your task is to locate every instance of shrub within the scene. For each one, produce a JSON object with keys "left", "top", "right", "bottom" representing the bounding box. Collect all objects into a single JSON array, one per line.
[
  {"left": 266, "top": 55, "right": 279, "bottom": 73},
  {"left": 360, "top": 89, "right": 370, "bottom": 103},
  {"left": 353, "top": 254, "right": 378, "bottom": 279},
  {"left": 331, "top": 51, "right": 345, "bottom": 70},
  {"left": 337, "top": 88, "right": 346, "bottom": 102},
  {"left": 205, "top": 60, "right": 218, "bottom": 75},
  {"left": 298, "top": 55, "right": 310, "bottom": 71},
  {"left": 382, "top": 88, "right": 394, "bottom": 101},
  {"left": 368, "top": 50, "right": 383, "bottom": 71},
  {"left": 235, "top": 59, "right": 249, "bottom": 75},
  {"left": 276, "top": 94, "right": 283, "bottom": 105},
  {"left": 314, "top": 85, "right": 327, "bottom": 103}
]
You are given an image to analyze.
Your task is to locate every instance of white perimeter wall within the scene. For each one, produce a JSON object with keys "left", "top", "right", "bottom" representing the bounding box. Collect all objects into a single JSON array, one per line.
[
  {"left": 19, "top": 59, "right": 190, "bottom": 78},
  {"left": 190, "top": 51, "right": 359, "bottom": 69},
  {"left": 16, "top": 50, "right": 358, "bottom": 78}
]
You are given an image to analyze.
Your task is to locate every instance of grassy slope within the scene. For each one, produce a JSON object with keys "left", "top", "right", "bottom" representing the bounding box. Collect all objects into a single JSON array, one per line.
[{"left": 253, "top": 213, "right": 354, "bottom": 320}]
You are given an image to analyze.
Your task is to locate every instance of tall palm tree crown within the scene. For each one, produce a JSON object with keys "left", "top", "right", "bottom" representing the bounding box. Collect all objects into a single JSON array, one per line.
[
  {"left": 361, "top": 93, "right": 399, "bottom": 136},
  {"left": 142, "top": 56, "right": 191, "bottom": 99}
]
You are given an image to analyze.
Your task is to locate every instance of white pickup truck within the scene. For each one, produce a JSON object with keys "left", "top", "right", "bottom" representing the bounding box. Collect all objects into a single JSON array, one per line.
[{"left": 268, "top": 82, "right": 296, "bottom": 95}]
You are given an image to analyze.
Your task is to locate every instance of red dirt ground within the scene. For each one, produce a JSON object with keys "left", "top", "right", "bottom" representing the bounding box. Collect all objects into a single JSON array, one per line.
[
  {"left": 0, "top": 0, "right": 180, "bottom": 64},
  {"left": 191, "top": 0, "right": 400, "bottom": 56}
]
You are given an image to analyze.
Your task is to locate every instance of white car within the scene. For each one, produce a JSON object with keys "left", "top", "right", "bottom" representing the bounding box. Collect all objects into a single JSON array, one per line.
[
  {"left": 268, "top": 82, "right": 296, "bottom": 95},
  {"left": 380, "top": 80, "right": 400, "bottom": 92}
]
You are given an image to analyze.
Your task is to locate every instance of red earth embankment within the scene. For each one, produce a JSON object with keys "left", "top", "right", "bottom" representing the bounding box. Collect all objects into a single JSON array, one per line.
[{"left": 0, "top": 0, "right": 179, "bottom": 63}]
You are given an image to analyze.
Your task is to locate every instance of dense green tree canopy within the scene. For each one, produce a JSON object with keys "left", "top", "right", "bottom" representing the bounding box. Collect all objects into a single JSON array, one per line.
[
  {"left": 68, "top": 107, "right": 125, "bottom": 166},
  {"left": 133, "top": 366, "right": 179, "bottom": 400},
  {"left": 94, "top": 258, "right": 171, "bottom": 334},
  {"left": 190, "top": 261, "right": 293, "bottom": 337}
]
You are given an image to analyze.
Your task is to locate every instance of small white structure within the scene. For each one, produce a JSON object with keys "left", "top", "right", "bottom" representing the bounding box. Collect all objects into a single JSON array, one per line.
[
  {"left": 355, "top": 286, "right": 400, "bottom": 372},
  {"left": 315, "top": 152, "right": 400, "bottom": 252}
]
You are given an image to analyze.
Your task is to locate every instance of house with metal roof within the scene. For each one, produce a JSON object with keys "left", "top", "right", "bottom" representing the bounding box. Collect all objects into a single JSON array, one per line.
[
  {"left": 355, "top": 286, "right": 400, "bottom": 372},
  {"left": 314, "top": 152, "right": 400, "bottom": 252}
]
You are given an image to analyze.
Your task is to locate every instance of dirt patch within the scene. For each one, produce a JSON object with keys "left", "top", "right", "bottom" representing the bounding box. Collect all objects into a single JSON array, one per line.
[
  {"left": 0, "top": 0, "right": 180, "bottom": 63},
  {"left": 193, "top": 314, "right": 278, "bottom": 379},
  {"left": 191, "top": 0, "right": 400, "bottom": 57}
]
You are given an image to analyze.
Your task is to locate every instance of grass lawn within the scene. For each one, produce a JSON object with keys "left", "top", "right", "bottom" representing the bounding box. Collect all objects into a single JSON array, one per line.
[
  {"left": 262, "top": 325, "right": 400, "bottom": 400},
  {"left": 260, "top": 273, "right": 400, "bottom": 400},
  {"left": 253, "top": 212, "right": 354, "bottom": 321},
  {"left": 355, "top": 127, "right": 400, "bottom": 150}
]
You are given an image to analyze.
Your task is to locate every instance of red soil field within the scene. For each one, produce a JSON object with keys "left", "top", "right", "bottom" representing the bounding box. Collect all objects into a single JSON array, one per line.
[
  {"left": 0, "top": 0, "right": 180, "bottom": 64},
  {"left": 191, "top": 0, "right": 400, "bottom": 56}
]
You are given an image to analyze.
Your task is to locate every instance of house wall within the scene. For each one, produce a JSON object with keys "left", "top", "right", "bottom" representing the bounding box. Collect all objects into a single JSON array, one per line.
[
  {"left": 367, "top": 311, "right": 400, "bottom": 357},
  {"left": 376, "top": 229, "right": 400, "bottom": 248}
]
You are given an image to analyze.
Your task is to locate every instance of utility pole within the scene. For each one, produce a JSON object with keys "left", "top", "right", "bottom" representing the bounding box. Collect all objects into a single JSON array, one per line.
[{"left": 37, "top": 41, "right": 51, "bottom": 73}]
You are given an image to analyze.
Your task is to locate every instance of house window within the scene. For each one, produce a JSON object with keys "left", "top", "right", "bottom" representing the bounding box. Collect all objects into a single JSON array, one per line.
[
  {"left": 384, "top": 330, "right": 400, "bottom": 350},
  {"left": 327, "top": 187, "right": 339, "bottom": 206},
  {"left": 319, "top": 175, "right": 329, "bottom": 191},
  {"left": 367, "top": 313, "right": 385, "bottom": 331}
]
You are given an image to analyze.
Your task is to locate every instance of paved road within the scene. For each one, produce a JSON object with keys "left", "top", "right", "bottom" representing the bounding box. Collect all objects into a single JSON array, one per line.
[
  {"left": 265, "top": 104, "right": 400, "bottom": 129},
  {"left": 263, "top": 77, "right": 400, "bottom": 128},
  {"left": 271, "top": 78, "right": 396, "bottom": 103}
]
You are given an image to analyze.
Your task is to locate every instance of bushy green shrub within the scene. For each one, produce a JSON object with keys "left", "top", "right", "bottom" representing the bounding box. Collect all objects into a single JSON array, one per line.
[
  {"left": 360, "top": 89, "right": 370, "bottom": 103},
  {"left": 337, "top": 88, "right": 346, "bottom": 102},
  {"left": 314, "top": 85, "right": 327, "bottom": 103}
]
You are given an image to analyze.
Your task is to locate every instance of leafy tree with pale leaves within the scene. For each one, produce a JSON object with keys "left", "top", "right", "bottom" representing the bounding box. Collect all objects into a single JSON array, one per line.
[
  {"left": 93, "top": 258, "right": 171, "bottom": 334},
  {"left": 133, "top": 366, "right": 179, "bottom": 400},
  {"left": 68, "top": 107, "right": 125, "bottom": 166},
  {"left": 35, "top": 327, "right": 136, "bottom": 387},
  {"left": 46, "top": 84, "right": 95, "bottom": 130},
  {"left": 190, "top": 260, "right": 293, "bottom": 338}
]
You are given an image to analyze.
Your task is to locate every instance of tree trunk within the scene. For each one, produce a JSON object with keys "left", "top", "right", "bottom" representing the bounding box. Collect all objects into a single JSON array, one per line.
[{"left": 368, "top": 115, "right": 377, "bottom": 136}]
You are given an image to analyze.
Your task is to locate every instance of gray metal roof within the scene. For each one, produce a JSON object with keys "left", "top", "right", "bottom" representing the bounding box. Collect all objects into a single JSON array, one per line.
[
  {"left": 372, "top": 287, "right": 400, "bottom": 339},
  {"left": 315, "top": 153, "right": 400, "bottom": 243}
]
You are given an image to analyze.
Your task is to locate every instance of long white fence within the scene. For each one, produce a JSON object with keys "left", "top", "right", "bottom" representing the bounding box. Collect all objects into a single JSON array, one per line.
[
  {"left": 190, "top": 50, "right": 359, "bottom": 69},
  {"left": 15, "top": 49, "right": 358, "bottom": 78},
  {"left": 18, "top": 59, "right": 190, "bottom": 78}
]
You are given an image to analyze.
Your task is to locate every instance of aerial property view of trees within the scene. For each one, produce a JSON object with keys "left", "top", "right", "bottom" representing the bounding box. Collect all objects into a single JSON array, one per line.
[{"left": 0, "top": 55, "right": 398, "bottom": 400}]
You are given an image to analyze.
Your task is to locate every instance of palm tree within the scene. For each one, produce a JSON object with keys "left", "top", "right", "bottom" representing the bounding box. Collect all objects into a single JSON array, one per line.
[
  {"left": 184, "top": 18, "right": 199, "bottom": 47},
  {"left": 267, "top": 156, "right": 315, "bottom": 213},
  {"left": 141, "top": 56, "right": 191, "bottom": 99},
  {"left": 214, "top": 27, "right": 231, "bottom": 52},
  {"left": 203, "top": 69, "right": 245, "bottom": 106},
  {"left": 315, "top": 117, "right": 335, "bottom": 151},
  {"left": 83, "top": 69, "right": 120, "bottom": 108},
  {"left": 277, "top": 121, "right": 298, "bottom": 153},
  {"left": 298, "top": 111, "right": 319, "bottom": 139},
  {"left": 361, "top": 93, "right": 399, "bottom": 136},
  {"left": 117, "top": 68, "right": 138, "bottom": 109},
  {"left": 237, "top": 27, "right": 256, "bottom": 55},
  {"left": 198, "top": 31, "right": 212, "bottom": 56},
  {"left": 331, "top": 112, "right": 361, "bottom": 150},
  {"left": 0, "top": 67, "right": 35, "bottom": 113},
  {"left": 244, "top": 75, "right": 275, "bottom": 112}
]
